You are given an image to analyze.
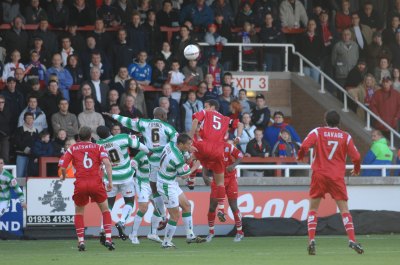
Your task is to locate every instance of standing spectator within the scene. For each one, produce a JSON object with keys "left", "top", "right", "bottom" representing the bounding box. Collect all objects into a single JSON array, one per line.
[
  {"left": 370, "top": 77, "right": 400, "bottom": 135},
  {"left": 204, "top": 23, "right": 228, "bottom": 60},
  {"left": 159, "top": 96, "right": 180, "bottom": 131},
  {"left": 114, "top": 0, "right": 136, "bottom": 26},
  {"left": 14, "top": 67, "right": 30, "bottom": 98},
  {"left": 52, "top": 129, "right": 67, "bottom": 157},
  {"left": 389, "top": 32, "right": 400, "bottom": 69},
  {"left": 69, "top": 0, "right": 96, "bottom": 26},
  {"left": 0, "top": 95, "right": 11, "bottom": 163},
  {"left": 80, "top": 36, "right": 100, "bottom": 70},
  {"left": 157, "top": 0, "right": 179, "bottom": 28},
  {"left": 279, "top": 0, "right": 308, "bottom": 29},
  {"left": 359, "top": 1, "right": 383, "bottom": 31},
  {"left": 143, "top": 10, "right": 162, "bottom": 58},
  {"left": 387, "top": 0, "right": 400, "bottom": 27},
  {"left": 259, "top": 12, "right": 285, "bottom": 72},
  {"left": 110, "top": 29, "right": 134, "bottom": 73},
  {"left": 120, "top": 94, "right": 143, "bottom": 119},
  {"left": 335, "top": 0, "right": 352, "bottom": 33},
  {"left": 26, "top": 78, "right": 44, "bottom": 101},
  {"left": 235, "top": 112, "right": 255, "bottom": 152},
  {"left": 222, "top": 72, "right": 238, "bottom": 98},
  {"left": 120, "top": 79, "right": 147, "bottom": 117},
  {"left": 172, "top": 26, "right": 195, "bottom": 66},
  {"left": 181, "top": 90, "right": 203, "bottom": 132},
  {"left": 362, "top": 130, "right": 393, "bottom": 177},
  {"left": 128, "top": 51, "right": 152, "bottom": 86},
  {"left": 33, "top": 18, "right": 59, "bottom": 55},
  {"left": 155, "top": 41, "right": 174, "bottom": 69},
  {"left": 78, "top": 96, "right": 105, "bottom": 140},
  {"left": 1, "top": 77, "right": 25, "bottom": 133},
  {"left": 90, "top": 19, "right": 114, "bottom": 56},
  {"left": 96, "top": 0, "right": 121, "bottom": 27},
  {"left": 3, "top": 16, "right": 29, "bottom": 61},
  {"left": 382, "top": 15, "right": 400, "bottom": 47},
  {"left": 45, "top": 53, "right": 73, "bottom": 101},
  {"left": 317, "top": 10, "right": 337, "bottom": 77},
  {"left": 195, "top": 81, "right": 207, "bottom": 103},
  {"left": 237, "top": 22, "right": 259, "bottom": 71},
  {"left": 236, "top": 1, "right": 256, "bottom": 27},
  {"left": 85, "top": 51, "right": 112, "bottom": 84},
  {"left": 31, "top": 36, "right": 51, "bottom": 68},
  {"left": 110, "top": 66, "right": 130, "bottom": 95},
  {"left": 18, "top": 95, "right": 48, "bottom": 133},
  {"left": 203, "top": 74, "right": 220, "bottom": 101},
  {"left": 271, "top": 128, "right": 300, "bottom": 158},
  {"left": 373, "top": 57, "right": 392, "bottom": 85},
  {"left": 211, "top": 0, "right": 235, "bottom": 27},
  {"left": 182, "top": 59, "right": 204, "bottom": 86},
  {"left": 31, "top": 129, "right": 54, "bottom": 175},
  {"left": 298, "top": 19, "right": 323, "bottom": 83},
  {"left": 40, "top": 80, "right": 64, "bottom": 133},
  {"left": 65, "top": 23, "right": 86, "bottom": 53},
  {"left": 126, "top": 11, "right": 149, "bottom": 58},
  {"left": 204, "top": 54, "right": 224, "bottom": 87},
  {"left": 252, "top": 0, "right": 278, "bottom": 25},
  {"left": 345, "top": 59, "right": 368, "bottom": 89},
  {"left": 238, "top": 89, "right": 255, "bottom": 114},
  {"left": 167, "top": 60, "right": 185, "bottom": 102},
  {"left": 87, "top": 66, "right": 110, "bottom": 111},
  {"left": 155, "top": 83, "right": 180, "bottom": 123},
  {"left": 218, "top": 84, "right": 233, "bottom": 116},
  {"left": 331, "top": 29, "right": 359, "bottom": 87},
  {"left": 106, "top": 89, "right": 120, "bottom": 109},
  {"left": 1, "top": 0, "right": 24, "bottom": 24},
  {"left": 151, "top": 58, "right": 169, "bottom": 88},
  {"left": 65, "top": 54, "right": 84, "bottom": 85},
  {"left": 24, "top": 0, "right": 47, "bottom": 24},
  {"left": 14, "top": 112, "right": 39, "bottom": 178},
  {"left": 263, "top": 111, "right": 301, "bottom": 149},
  {"left": 367, "top": 31, "right": 392, "bottom": 71},
  {"left": 393, "top": 68, "right": 400, "bottom": 92},
  {"left": 349, "top": 12, "right": 373, "bottom": 58},
  {"left": 60, "top": 36, "right": 76, "bottom": 67},
  {"left": 214, "top": 12, "right": 235, "bottom": 71},
  {"left": 70, "top": 82, "right": 101, "bottom": 115},
  {"left": 2, "top": 50, "right": 25, "bottom": 81},
  {"left": 24, "top": 51, "right": 47, "bottom": 82},
  {"left": 137, "top": 0, "right": 152, "bottom": 23},
  {"left": 179, "top": 0, "right": 214, "bottom": 31},
  {"left": 51, "top": 98, "right": 79, "bottom": 139},
  {"left": 47, "top": 0, "right": 70, "bottom": 29},
  {"left": 250, "top": 94, "right": 270, "bottom": 129},
  {"left": 245, "top": 127, "right": 270, "bottom": 177}
]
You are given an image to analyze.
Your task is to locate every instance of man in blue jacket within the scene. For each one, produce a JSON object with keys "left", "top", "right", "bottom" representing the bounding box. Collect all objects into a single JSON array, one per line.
[{"left": 362, "top": 130, "right": 393, "bottom": 176}]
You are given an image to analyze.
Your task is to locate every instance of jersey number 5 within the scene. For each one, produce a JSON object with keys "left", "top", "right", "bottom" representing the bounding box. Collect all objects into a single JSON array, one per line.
[
  {"left": 327, "top": 140, "right": 338, "bottom": 160},
  {"left": 212, "top": 115, "right": 221, "bottom": 130},
  {"left": 83, "top": 152, "right": 93, "bottom": 169}
]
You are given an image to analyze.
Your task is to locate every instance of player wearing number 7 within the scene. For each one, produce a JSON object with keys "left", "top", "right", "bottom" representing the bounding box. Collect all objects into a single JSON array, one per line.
[
  {"left": 297, "top": 110, "right": 364, "bottom": 255},
  {"left": 59, "top": 127, "right": 115, "bottom": 251}
]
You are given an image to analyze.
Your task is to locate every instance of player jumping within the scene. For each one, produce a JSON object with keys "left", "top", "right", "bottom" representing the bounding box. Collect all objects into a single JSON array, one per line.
[
  {"left": 297, "top": 110, "right": 364, "bottom": 255},
  {"left": 96, "top": 126, "right": 150, "bottom": 242},
  {"left": 59, "top": 127, "right": 114, "bottom": 251}
]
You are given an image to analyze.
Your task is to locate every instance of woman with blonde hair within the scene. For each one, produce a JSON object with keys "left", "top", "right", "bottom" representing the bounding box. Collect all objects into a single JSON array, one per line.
[
  {"left": 349, "top": 73, "right": 380, "bottom": 120},
  {"left": 120, "top": 79, "right": 147, "bottom": 117}
]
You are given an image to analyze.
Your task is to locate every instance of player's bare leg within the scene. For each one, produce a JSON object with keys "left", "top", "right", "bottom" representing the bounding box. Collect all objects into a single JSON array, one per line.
[
  {"left": 150, "top": 180, "right": 167, "bottom": 230},
  {"left": 74, "top": 205, "right": 86, "bottom": 251},
  {"left": 179, "top": 193, "right": 206, "bottom": 244},
  {"left": 336, "top": 200, "right": 364, "bottom": 254},
  {"left": 213, "top": 172, "right": 227, "bottom": 222},
  {"left": 98, "top": 200, "right": 115, "bottom": 251},
  {"left": 229, "top": 199, "right": 244, "bottom": 242},
  {"left": 307, "top": 198, "right": 322, "bottom": 255},
  {"left": 206, "top": 198, "right": 218, "bottom": 242}
]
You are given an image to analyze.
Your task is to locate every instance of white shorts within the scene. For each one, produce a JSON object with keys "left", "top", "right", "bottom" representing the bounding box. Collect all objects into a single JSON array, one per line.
[
  {"left": 0, "top": 200, "right": 9, "bottom": 217},
  {"left": 107, "top": 181, "right": 135, "bottom": 198},
  {"left": 135, "top": 178, "right": 152, "bottom": 203},
  {"left": 156, "top": 181, "right": 183, "bottom": 209},
  {"left": 149, "top": 163, "right": 159, "bottom": 182}
]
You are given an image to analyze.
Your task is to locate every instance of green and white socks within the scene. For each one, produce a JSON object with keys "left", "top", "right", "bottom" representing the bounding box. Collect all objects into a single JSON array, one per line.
[
  {"left": 120, "top": 202, "right": 133, "bottom": 225},
  {"left": 182, "top": 212, "right": 195, "bottom": 239}
]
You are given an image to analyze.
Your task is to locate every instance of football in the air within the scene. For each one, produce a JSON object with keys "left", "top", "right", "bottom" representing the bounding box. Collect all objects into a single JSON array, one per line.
[{"left": 183, "top": 44, "right": 200, "bottom": 60}]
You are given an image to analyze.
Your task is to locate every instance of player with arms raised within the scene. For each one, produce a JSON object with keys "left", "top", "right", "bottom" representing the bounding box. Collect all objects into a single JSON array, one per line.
[
  {"left": 190, "top": 99, "right": 243, "bottom": 222},
  {"left": 297, "top": 110, "right": 364, "bottom": 255},
  {"left": 96, "top": 126, "right": 150, "bottom": 241},
  {"left": 59, "top": 127, "right": 114, "bottom": 251}
]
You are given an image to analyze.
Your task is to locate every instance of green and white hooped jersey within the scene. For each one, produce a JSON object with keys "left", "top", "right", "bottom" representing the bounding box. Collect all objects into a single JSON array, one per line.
[
  {"left": 97, "top": 133, "right": 140, "bottom": 184},
  {"left": 157, "top": 142, "right": 191, "bottom": 185},
  {"left": 132, "top": 151, "right": 150, "bottom": 185},
  {"left": 112, "top": 114, "right": 178, "bottom": 164},
  {"left": 0, "top": 169, "right": 24, "bottom": 202}
]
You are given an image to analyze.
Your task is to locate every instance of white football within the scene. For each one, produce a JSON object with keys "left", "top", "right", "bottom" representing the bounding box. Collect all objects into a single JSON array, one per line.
[{"left": 184, "top": 44, "right": 200, "bottom": 60}]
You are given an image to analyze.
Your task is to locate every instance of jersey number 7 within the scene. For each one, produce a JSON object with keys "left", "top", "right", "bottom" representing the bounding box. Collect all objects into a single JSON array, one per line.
[{"left": 327, "top": 140, "right": 338, "bottom": 160}]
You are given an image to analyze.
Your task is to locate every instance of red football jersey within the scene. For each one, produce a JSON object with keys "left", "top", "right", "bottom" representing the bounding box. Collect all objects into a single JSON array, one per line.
[
  {"left": 298, "top": 127, "right": 361, "bottom": 179},
  {"left": 223, "top": 143, "right": 243, "bottom": 179},
  {"left": 59, "top": 142, "right": 109, "bottom": 180},
  {"left": 193, "top": 110, "right": 239, "bottom": 143}
]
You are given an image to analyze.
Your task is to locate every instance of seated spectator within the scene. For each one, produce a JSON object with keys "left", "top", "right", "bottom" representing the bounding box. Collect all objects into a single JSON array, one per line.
[
  {"left": 349, "top": 12, "right": 373, "bottom": 58},
  {"left": 33, "top": 18, "right": 59, "bottom": 55},
  {"left": 244, "top": 128, "right": 270, "bottom": 177},
  {"left": 0, "top": 95, "right": 11, "bottom": 163},
  {"left": 3, "top": 16, "right": 29, "bottom": 63},
  {"left": 264, "top": 111, "right": 301, "bottom": 148},
  {"left": 25, "top": 50, "right": 47, "bottom": 82},
  {"left": 87, "top": 66, "right": 110, "bottom": 111},
  {"left": 236, "top": 1, "right": 256, "bottom": 27},
  {"left": 65, "top": 54, "right": 83, "bottom": 85},
  {"left": 51, "top": 98, "right": 79, "bottom": 139},
  {"left": 235, "top": 112, "right": 255, "bottom": 153},
  {"left": 97, "top": 0, "right": 121, "bottom": 27},
  {"left": 26, "top": 78, "right": 44, "bottom": 100},
  {"left": 362, "top": 130, "right": 393, "bottom": 177},
  {"left": 374, "top": 56, "right": 392, "bottom": 85},
  {"left": 31, "top": 129, "right": 54, "bottom": 176},
  {"left": 40, "top": 80, "right": 65, "bottom": 133},
  {"left": 31, "top": 36, "right": 51, "bottom": 68},
  {"left": 14, "top": 112, "right": 39, "bottom": 178},
  {"left": 159, "top": 96, "right": 180, "bottom": 131},
  {"left": 367, "top": 31, "right": 392, "bottom": 71},
  {"left": 250, "top": 94, "right": 270, "bottom": 130},
  {"left": 60, "top": 37, "right": 76, "bottom": 67},
  {"left": 279, "top": 0, "right": 308, "bottom": 29},
  {"left": 359, "top": 1, "right": 383, "bottom": 32},
  {"left": 168, "top": 60, "right": 185, "bottom": 102},
  {"left": 1, "top": 77, "right": 25, "bottom": 133},
  {"left": 120, "top": 79, "right": 147, "bottom": 117},
  {"left": 120, "top": 94, "right": 143, "bottom": 119},
  {"left": 18, "top": 95, "right": 48, "bottom": 133},
  {"left": 110, "top": 66, "right": 130, "bottom": 96},
  {"left": 238, "top": 89, "right": 256, "bottom": 114},
  {"left": 107, "top": 89, "right": 120, "bottom": 108},
  {"left": 204, "top": 23, "right": 228, "bottom": 60},
  {"left": 196, "top": 81, "right": 208, "bottom": 103},
  {"left": 128, "top": 51, "right": 152, "bottom": 86},
  {"left": 335, "top": 0, "right": 352, "bottom": 33},
  {"left": 78, "top": 96, "right": 105, "bottom": 140},
  {"left": 271, "top": 128, "right": 300, "bottom": 158},
  {"left": 182, "top": 59, "right": 204, "bottom": 86},
  {"left": 52, "top": 129, "right": 67, "bottom": 157},
  {"left": 24, "top": 0, "right": 47, "bottom": 25},
  {"left": 393, "top": 68, "right": 400, "bottom": 92},
  {"left": 236, "top": 22, "right": 259, "bottom": 71},
  {"left": 204, "top": 53, "right": 224, "bottom": 88},
  {"left": 370, "top": 76, "right": 400, "bottom": 135},
  {"left": 45, "top": 53, "right": 73, "bottom": 101},
  {"left": 57, "top": 138, "right": 76, "bottom": 178},
  {"left": 2, "top": 50, "right": 25, "bottom": 82},
  {"left": 114, "top": 0, "right": 136, "bottom": 26},
  {"left": 85, "top": 51, "right": 112, "bottom": 84},
  {"left": 69, "top": 0, "right": 96, "bottom": 27},
  {"left": 181, "top": 90, "right": 203, "bottom": 132},
  {"left": 151, "top": 58, "right": 169, "bottom": 88},
  {"left": 218, "top": 84, "right": 233, "bottom": 116},
  {"left": 382, "top": 15, "right": 400, "bottom": 47},
  {"left": 47, "top": 0, "right": 70, "bottom": 29},
  {"left": 345, "top": 59, "right": 368, "bottom": 89},
  {"left": 70, "top": 82, "right": 101, "bottom": 115},
  {"left": 110, "top": 29, "right": 134, "bottom": 73}
]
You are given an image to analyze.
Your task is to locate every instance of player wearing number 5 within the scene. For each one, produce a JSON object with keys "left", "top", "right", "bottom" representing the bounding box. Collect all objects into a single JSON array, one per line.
[
  {"left": 103, "top": 107, "right": 178, "bottom": 232},
  {"left": 297, "top": 110, "right": 364, "bottom": 255},
  {"left": 59, "top": 127, "right": 114, "bottom": 252},
  {"left": 96, "top": 126, "right": 150, "bottom": 242}
]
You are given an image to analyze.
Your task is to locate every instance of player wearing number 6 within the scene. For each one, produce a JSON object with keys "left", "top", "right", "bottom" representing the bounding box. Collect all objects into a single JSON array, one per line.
[
  {"left": 96, "top": 126, "right": 150, "bottom": 242},
  {"left": 59, "top": 127, "right": 114, "bottom": 252},
  {"left": 297, "top": 110, "right": 364, "bottom": 255}
]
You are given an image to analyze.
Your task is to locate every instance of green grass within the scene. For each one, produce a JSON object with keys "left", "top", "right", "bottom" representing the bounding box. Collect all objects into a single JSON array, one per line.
[{"left": 1, "top": 235, "right": 399, "bottom": 265}]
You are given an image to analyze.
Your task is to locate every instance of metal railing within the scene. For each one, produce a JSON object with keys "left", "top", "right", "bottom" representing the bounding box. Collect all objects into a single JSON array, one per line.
[
  {"left": 236, "top": 164, "right": 400, "bottom": 178},
  {"left": 198, "top": 42, "right": 400, "bottom": 149}
]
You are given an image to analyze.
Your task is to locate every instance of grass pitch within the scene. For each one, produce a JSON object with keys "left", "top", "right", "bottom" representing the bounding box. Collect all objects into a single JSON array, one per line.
[{"left": 1, "top": 235, "right": 399, "bottom": 265}]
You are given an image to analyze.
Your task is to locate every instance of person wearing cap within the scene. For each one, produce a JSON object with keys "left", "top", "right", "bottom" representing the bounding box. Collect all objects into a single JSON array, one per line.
[
  {"left": 370, "top": 76, "right": 400, "bottom": 135},
  {"left": 0, "top": 77, "right": 25, "bottom": 133},
  {"left": 345, "top": 59, "right": 368, "bottom": 89},
  {"left": 250, "top": 94, "right": 270, "bottom": 130},
  {"left": 374, "top": 56, "right": 392, "bottom": 85},
  {"left": 31, "top": 35, "right": 51, "bottom": 67},
  {"left": 263, "top": 111, "right": 301, "bottom": 149},
  {"left": 366, "top": 31, "right": 392, "bottom": 71}
]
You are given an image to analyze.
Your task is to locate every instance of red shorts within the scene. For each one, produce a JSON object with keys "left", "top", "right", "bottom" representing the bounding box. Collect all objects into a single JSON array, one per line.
[
  {"left": 73, "top": 179, "right": 107, "bottom": 207},
  {"left": 309, "top": 173, "right": 348, "bottom": 201},
  {"left": 194, "top": 141, "right": 225, "bottom": 174},
  {"left": 210, "top": 176, "right": 238, "bottom": 200}
]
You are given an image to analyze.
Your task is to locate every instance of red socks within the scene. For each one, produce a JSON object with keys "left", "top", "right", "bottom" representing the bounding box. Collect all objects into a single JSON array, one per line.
[
  {"left": 208, "top": 211, "right": 216, "bottom": 234},
  {"left": 102, "top": 211, "right": 112, "bottom": 243},
  {"left": 216, "top": 185, "right": 226, "bottom": 213},
  {"left": 75, "top": 214, "right": 85, "bottom": 243},
  {"left": 307, "top": 211, "right": 317, "bottom": 242},
  {"left": 342, "top": 212, "right": 356, "bottom": 242}
]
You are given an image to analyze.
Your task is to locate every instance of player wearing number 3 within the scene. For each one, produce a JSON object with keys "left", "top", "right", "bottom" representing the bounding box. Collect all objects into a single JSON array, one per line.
[
  {"left": 59, "top": 127, "right": 114, "bottom": 251},
  {"left": 297, "top": 110, "right": 364, "bottom": 255}
]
